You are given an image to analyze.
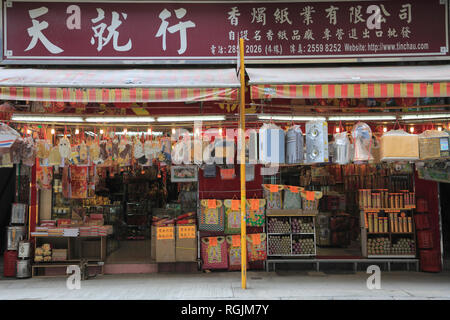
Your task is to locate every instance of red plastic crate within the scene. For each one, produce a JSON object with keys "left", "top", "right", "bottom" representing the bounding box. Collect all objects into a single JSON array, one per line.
[
  {"left": 416, "top": 198, "right": 428, "bottom": 213},
  {"left": 3, "top": 250, "right": 18, "bottom": 277},
  {"left": 419, "top": 249, "right": 441, "bottom": 272},
  {"left": 414, "top": 213, "right": 431, "bottom": 230},
  {"left": 417, "top": 230, "right": 434, "bottom": 249}
]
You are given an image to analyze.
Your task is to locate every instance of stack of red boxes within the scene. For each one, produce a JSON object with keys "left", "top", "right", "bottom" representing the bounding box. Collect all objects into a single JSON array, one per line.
[{"left": 415, "top": 199, "right": 440, "bottom": 272}]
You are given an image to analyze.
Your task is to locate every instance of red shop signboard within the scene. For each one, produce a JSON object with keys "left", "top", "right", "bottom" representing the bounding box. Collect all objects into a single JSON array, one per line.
[{"left": 1, "top": 0, "right": 449, "bottom": 64}]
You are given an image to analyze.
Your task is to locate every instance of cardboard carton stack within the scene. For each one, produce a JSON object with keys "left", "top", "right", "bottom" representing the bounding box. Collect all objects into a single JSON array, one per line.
[{"left": 152, "top": 211, "right": 197, "bottom": 263}]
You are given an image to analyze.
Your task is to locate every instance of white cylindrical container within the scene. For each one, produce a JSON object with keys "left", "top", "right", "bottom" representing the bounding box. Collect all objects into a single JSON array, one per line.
[{"left": 16, "top": 259, "right": 31, "bottom": 279}]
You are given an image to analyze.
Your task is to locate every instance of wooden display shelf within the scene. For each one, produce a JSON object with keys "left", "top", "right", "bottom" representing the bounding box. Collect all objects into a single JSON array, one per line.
[
  {"left": 360, "top": 210, "right": 417, "bottom": 259},
  {"left": 31, "top": 235, "right": 106, "bottom": 238},
  {"left": 266, "top": 209, "right": 318, "bottom": 217},
  {"left": 266, "top": 216, "right": 317, "bottom": 258},
  {"left": 367, "top": 232, "right": 390, "bottom": 235},
  {"left": 32, "top": 235, "right": 107, "bottom": 278},
  {"left": 267, "top": 254, "right": 315, "bottom": 257},
  {"left": 268, "top": 232, "right": 315, "bottom": 235},
  {"left": 362, "top": 207, "right": 416, "bottom": 212},
  {"left": 32, "top": 261, "right": 104, "bottom": 278},
  {"left": 391, "top": 232, "right": 415, "bottom": 235},
  {"left": 368, "top": 255, "right": 416, "bottom": 259}
]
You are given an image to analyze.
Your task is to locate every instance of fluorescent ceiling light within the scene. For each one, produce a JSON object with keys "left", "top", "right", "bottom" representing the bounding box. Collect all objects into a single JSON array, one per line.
[
  {"left": 157, "top": 115, "right": 226, "bottom": 122},
  {"left": 328, "top": 115, "right": 397, "bottom": 121},
  {"left": 11, "top": 114, "right": 84, "bottom": 123},
  {"left": 85, "top": 116, "right": 155, "bottom": 123},
  {"left": 257, "top": 115, "right": 326, "bottom": 121},
  {"left": 85, "top": 131, "right": 97, "bottom": 137},
  {"left": 401, "top": 114, "right": 450, "bottom": 120},
  {"left": 115, "top": 131, "right": 163, "bottom": 136}
]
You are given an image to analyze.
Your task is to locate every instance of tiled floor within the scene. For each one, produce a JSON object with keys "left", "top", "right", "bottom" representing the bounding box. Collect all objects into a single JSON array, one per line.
[
  {"left": 1, "top": 270, "right": 450, "bottom": 300},
  {"left": 106, "top": 240, "right": 153, "bottom": 264}
]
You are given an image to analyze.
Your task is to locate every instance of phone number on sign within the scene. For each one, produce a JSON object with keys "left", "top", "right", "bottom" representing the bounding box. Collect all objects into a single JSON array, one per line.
[
  {"left": 306, "top": 43, "right": 342, "bottom": 53},
  {"left": 211, "top": 43, "right": 343, "bottom": 55}
]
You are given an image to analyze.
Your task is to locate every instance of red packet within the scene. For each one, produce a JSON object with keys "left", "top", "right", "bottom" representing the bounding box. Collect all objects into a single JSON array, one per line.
[
  {"left": 269, "top": 185, "right": 278, "bottom": 193},
  {"left": 207, "top": 199, "right": 217, "bottom": 209},
  {"left": 231, "top": 200, "right": 240, "bottom": 211},
  {"left": 232, "top": 235, "right": 240, "bottom": 247},
  {"left": 209, "top": 237, "right": 218, "bottom": 246},
  {"left": 251, "top": 234, "right": 261, "bottom": 245},
  {"left": 250, "top": 199, "right": 259, "bottom": 211}
]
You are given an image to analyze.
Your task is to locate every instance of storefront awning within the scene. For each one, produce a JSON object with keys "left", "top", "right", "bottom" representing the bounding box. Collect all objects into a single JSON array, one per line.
[
  {"left": 247, "top": 65, "right": 450, "bottom": 100},
  {"left": 0, "top": 68, "right": 240, "bottom": 103}
]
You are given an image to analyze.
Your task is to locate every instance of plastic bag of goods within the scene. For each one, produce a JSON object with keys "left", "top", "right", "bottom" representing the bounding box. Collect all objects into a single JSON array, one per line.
[
  {"left": 246, "top": 233, "right": 267, "bottom": 262},
  {"left": 285, "top": 125, "right": 304, "bottom": 164},
  {"left": 351, "top": 122, "right": 373, "bottom": 162},
  {"left": 0, "top": 123, "right": 21, "bottom": 156},
  {"left": 226, "top": 235, "right": 241, "bottom": 271},
  {"left": 418, "top": 130, "right": 449, "bottom": 160},
  {"left": 259, "top": 123, "right": 285, "bottom": 164},
  {"left": 201, "top": 236, "right": 228, "bottom": 270},
  {"left": 380, "top": 129, "right": 419, "bottom": 161},
  {"left": 332, "top": 132, "right": 351, "bottom": 165},
  {"left": 305, "top": 121, "right": 329, "bottom": 164},
  {"left": 263, "top": 184, "right": 283, "bottom": 210},
  {"left": 245, "top": 199, "right": 266, "bottom": 227},
  {"left": 198, "top": 200, "right": 224, "bottom": 232},
  {"left": 283, "top": 185, "right": 302, "bottom": 209},
  {"left": 223, "top": 200, "right": 241, "bottom": 234},
  {"left": 370, "top": 136, "right": 382, "bottom": 164}
]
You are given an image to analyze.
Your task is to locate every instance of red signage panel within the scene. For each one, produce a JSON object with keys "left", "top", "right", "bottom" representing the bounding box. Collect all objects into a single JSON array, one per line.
[{"left": 2, "top": 0, "right": 449, "bottom": 64}]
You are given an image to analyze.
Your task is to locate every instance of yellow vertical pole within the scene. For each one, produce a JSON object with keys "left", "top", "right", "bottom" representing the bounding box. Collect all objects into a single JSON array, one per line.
[{"left": 239, "top": 38, "right": 247, "bottom": 290}]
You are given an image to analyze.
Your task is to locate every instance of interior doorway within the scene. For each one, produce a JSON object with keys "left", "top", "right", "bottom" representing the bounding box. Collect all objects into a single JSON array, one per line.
[{"left": 439, "top": 183, "right": 450, "bottom": 269}]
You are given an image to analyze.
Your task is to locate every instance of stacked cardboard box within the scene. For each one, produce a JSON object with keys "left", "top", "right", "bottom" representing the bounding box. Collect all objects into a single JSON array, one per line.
[{"left": 176, "top": 225, "right": 197, "bottom": 262}]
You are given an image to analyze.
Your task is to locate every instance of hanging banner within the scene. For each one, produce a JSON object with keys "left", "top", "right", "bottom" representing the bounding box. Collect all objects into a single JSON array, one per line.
[{"left": 1, "top": 0, "right": 449, "bottom": 64}]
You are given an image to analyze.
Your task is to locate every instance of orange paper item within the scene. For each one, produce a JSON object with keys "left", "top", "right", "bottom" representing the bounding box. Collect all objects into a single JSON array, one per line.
[
  {"left": 207, "top": 199, "right": 217, "bottom": 209},
  {"left": 251, "top": 234, "right": 261, "bottom": 245},
  {"left": 269, "top": 185, "right": 278, "bottom": 193},
  {"left": 232, "top": 235, "right": 241, "bottom": 247},
  {"left": 250, "top": 199, "right": 259, "bottom": 211},
  {"left": 289, "top": 186, "right": 299, "bottom": 193},
  {"left": 209, "top": 237, "right": 218, "bottom": 246},
  {"left": 231, "top": 200, "right": 240, "bottom": 211},
  {"left": 306, "top": 191, "right": 315, "bottom": 201},
  {"left": 157, "top": 227, "right": 174, "bottom": 240},
  {"left": 178, "top": 225, "right": 196, "bottom": 239}
]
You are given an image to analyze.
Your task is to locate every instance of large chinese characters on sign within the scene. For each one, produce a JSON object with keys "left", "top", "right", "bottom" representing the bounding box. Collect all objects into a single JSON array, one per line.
[{"left": 2, "top": 0, "right": 448, "bottom": 64}]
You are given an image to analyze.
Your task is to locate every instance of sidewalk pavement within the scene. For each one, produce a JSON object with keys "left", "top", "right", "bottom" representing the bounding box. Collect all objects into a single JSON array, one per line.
[{"left": 1, "top": 270, "right": 450, "bottom": 300}]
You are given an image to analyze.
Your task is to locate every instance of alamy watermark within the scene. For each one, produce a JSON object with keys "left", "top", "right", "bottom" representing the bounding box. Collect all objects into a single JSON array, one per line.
[
  {"left": 66, "top": 265, "right": 81, "bottom": 290},
  {"left": 366, "top": 265, "right": 381, "bottom": 290},
  {"left": 170, "top": 121, "right": 280, "bottom": 174}
]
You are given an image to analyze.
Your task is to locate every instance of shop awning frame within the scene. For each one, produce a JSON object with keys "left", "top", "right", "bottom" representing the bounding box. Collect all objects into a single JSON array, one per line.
[
  {"left": 247, "top": 65, "right": 450, "bottom": 100},
  {"left": 0, "top": 68, "right": 240, "bottom": 103}
]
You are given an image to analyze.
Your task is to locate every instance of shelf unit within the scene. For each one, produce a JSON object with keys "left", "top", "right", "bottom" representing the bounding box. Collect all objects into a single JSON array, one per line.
[
  {"left": 125, "top": 201, "right": 149, "bottom": 240},
  {"left": 360, "top": 208, "right": 417, "bottom": 258},
  {"left": 266, "top": 215, "right": 317, "bottom": 257},
  {"left": 31, "top": 235, "right": 107, "bottom": 277}
]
